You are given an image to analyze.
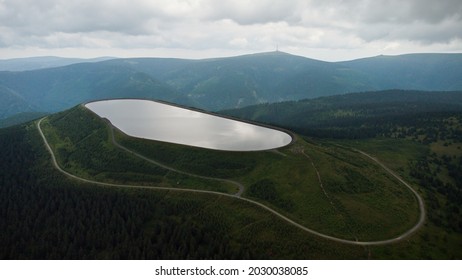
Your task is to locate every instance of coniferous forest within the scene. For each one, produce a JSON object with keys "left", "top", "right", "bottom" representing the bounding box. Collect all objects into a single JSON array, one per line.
[
  {"left": 1, "top": 89, "right": 462, "bottom": 259},
  {"left": 0, "top": 123, "right": 365, "bottom": 259},
  {"left": 0, "top": 125, "right": 258, "bottom": 259}
]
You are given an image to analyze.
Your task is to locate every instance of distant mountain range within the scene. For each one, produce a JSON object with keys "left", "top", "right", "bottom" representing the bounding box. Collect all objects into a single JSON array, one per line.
[
  {"left": 1, "top": 51, "right": 462, "bottom": 120},
  {"left": 0, "top": 56, "right": 114, "bottom": 71}
]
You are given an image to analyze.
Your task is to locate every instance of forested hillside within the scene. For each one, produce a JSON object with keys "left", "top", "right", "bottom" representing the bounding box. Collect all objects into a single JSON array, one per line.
[
  {"left": 0, "top": 123, "right": 367, "bottom": 259},
  {"left": 224, "top": 89, "right": 462, "bottom": 257},
  {"left": 0, "top": 112, "right": 47, "bottom": 128},
  {"left": 119, "top": 52, "right": 372, "bottom": 109},
  {"left": 1, "top": 52, "right": 462, "bottom": 121},
  {"left": 223, "top": 90, "right": 462, "bottom": 138},
  {"left": 0, "top": 63, "right": 185, "bottom": 119},
  {"left": 0, "top": 56, "right": 112, "bottom": 71},
  {"left": 1, "top": 89, "right": 462, "bottom": 259},
  {"left": 342, "top": 53, "right": 462, "bottom": 90}
]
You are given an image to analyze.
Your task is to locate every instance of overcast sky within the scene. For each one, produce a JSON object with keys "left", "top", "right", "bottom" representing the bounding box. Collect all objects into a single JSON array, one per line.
[{"left": 1, "top": 0, "right": 461, "bottom": 61}]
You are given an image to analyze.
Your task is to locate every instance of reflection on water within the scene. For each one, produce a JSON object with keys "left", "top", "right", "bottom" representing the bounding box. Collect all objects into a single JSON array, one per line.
[{"left": 85, "top": 99, "right": 292, "bottom": 151}]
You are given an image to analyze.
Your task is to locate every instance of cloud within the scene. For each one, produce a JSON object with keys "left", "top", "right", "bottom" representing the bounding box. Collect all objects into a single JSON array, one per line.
[
  {"left": 0, "top": 0, "right": 461, "bottom": 59},
  {"left": 348, "top": 0, "right": 462, "bottom": 43},
  {"left": 202, "top": 0, "right": 303, "bottom": 25},
  {"left": 0, "top": 0, "right": 159, "bottom": 35},
  {"left": 357, "top": 0, "right": 462, "bottom": 24},
  {"left": 296, "top": 0, "right": 462, "bottom": 44}
]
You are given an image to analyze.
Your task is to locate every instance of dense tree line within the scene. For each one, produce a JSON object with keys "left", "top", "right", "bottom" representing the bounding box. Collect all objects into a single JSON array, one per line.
[
  {"left": 410, "top": 153, "right": 462, "bottom": 232},
  {"left": 223, "top": 90, "right": 462, "bottom": 139},
  {"left": 0, "top": 124, "right": 254, "bottom": 259},
  {"left": 1, "top": 122, "right": 366, "bottom": 259}
]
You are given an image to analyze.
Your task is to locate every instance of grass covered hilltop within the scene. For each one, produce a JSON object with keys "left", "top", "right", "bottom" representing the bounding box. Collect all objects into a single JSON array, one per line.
[{"left": 1, "top": 99, "right": 430, "bottom": 259}]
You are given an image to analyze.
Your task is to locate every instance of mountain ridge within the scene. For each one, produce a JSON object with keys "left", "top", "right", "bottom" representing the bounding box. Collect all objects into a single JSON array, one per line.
[
  {"left": 0, "top": 56, "right": 115, "bottom": 72},
  {"left": 1, "top": 52, "right": 461, "bottom": 119}
]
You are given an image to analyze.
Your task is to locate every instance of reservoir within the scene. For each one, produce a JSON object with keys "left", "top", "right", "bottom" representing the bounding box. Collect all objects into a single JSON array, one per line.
[{"left": 85, "top": 99, "right": 292, "bottom": 151}]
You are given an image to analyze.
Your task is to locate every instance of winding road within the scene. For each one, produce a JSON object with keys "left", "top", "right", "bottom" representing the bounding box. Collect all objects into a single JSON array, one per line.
[
  {"left": 108, "top": 123, "right": 245, "bottom": 197},
  {"left": 37, "top": 117, "right": 426, "bottom": 246}
]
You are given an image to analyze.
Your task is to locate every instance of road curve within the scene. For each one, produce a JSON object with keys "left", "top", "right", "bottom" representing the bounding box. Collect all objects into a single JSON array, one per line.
[
  {"left": 353, "top": 148, "right": 426, "bottom": 243},
  {"left": 107, "top": 122, "right": 245, "bottom": 197},
  {"left": 37, "top": 117, "right": 425, "bottom": 246}
]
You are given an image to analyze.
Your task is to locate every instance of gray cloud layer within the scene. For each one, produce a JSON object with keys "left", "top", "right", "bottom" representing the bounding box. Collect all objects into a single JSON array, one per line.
[{"left": 1, "top": 0, "right": 461, "bottom": 59}]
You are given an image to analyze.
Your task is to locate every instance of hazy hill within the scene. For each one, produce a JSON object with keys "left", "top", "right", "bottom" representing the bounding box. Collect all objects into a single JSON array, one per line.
[
  {"left": 0, "top": 85, "right": 37, "bottom": 119},
  {"left": 0, "top": 112, "right": 47, "bottom": 128},
  {"left": 0, "top": 56, "right": 113, "bottom": 71},
  {"left": 112, "top": 52, "right": 462, "bottom": 110},
  {"left": 110, "top": 52, "right": 374, "bottom": 109},
  {"left": 0, "top": 62, "right": 186, "bottom": 118},
  {"left": 342, "top": 53, "right": 462, "bottom": 90},
  {"left": 1, "top": 52, "right": 461, "bottom": 120}
]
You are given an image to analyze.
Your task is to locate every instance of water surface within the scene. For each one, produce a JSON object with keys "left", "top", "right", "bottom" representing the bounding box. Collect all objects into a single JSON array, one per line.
[{"left": 85, "top": 99, "right": 292, "bottom": 151}]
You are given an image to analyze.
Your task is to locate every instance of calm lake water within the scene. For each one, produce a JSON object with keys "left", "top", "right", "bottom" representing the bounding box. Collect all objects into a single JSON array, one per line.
[{"left": 85, "top": 99, "right": 292, "bottom": 151}]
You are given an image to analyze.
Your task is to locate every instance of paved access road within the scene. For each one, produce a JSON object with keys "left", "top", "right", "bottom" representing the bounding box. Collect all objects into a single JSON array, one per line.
[{"left": 37, "top": 117, "right": 425, "bottom": 246}]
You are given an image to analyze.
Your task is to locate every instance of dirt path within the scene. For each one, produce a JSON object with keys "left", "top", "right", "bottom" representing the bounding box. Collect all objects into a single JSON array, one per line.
[
  {"left": 302, "top": 149, "right": 359, "bottom": 241},
  {"left": 37, "top": 117, "right": 425, "bottom": 246}
]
